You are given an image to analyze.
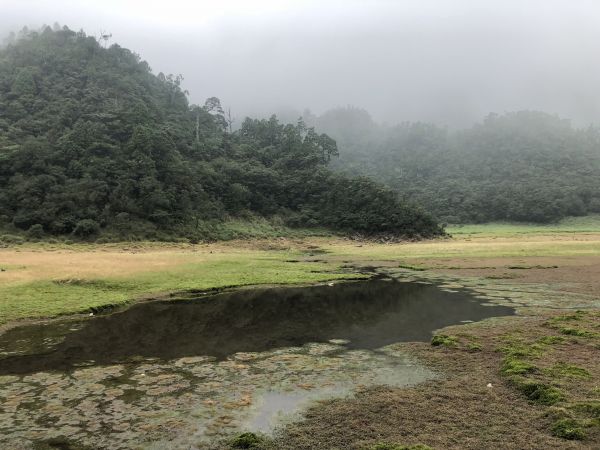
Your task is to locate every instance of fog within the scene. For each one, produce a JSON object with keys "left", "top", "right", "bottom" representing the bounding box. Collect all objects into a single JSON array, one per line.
[{"left": 2, "top": 0, "right": 600, "bottom": 127}]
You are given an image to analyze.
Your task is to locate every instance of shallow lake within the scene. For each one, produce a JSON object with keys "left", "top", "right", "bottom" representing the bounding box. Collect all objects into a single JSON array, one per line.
[{"left": 0, "top": 279, "right": 514, "bottom": 448}]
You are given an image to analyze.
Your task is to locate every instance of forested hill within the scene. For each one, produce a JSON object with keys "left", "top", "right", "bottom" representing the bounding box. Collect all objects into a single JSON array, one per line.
[
  {"left": 312, "top": 107, "right": 600, "bottom": 223},
  {"left": 0, "top": 26, "right": 442, "bottom": 240}
]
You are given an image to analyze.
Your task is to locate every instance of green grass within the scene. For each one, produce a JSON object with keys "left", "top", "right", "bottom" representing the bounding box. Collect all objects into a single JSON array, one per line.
[
  {"left": 571, "top": 401, "right": 600, "bottom": 419},
  {"left": 326, "top": 234, "right": 600, "bottom": 260},
  {"left": 497, "top": 315, "right": 600, "bottom": 440},
  {"left": 397, "top": 263, "right": 429, "bottom": 271},
  {"left": 370, "top": 445, "right": 433, "bottom": 450},
  {"left": 545, "top": 363, "right": 591, "bottom": 379},
  {"left": 0, "top": 252, "right": 359, "bottom": 326},
  {"left": 501, "top": 358, "right": 537, "bottom": 375},
  {"left": 512, "top": 379, "right": 565, "bottom": 405},
  {"left": 558, "top": 327, "right": 597, "bottom": 338},
  {"left": 229, "top": 432, "right": 269, "bottom": 449},
  {"left": 551, "top": 418, "right": 586, "bottom": 440},
  {"left": 466, "top": 342, "right": 483, "bottom": 352},
  {"left": 545, "top": 312, "right": 598, "bottom": 338},
  {"left": 431, "top": 334, "right": 459, "bottom": 347},
  {"left": 447, "top": 215, "right": 600, "bottom": 236}
]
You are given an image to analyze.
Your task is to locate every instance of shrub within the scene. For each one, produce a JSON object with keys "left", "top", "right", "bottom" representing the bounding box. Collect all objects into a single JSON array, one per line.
[
  {"left": 72, "top": 219, "right": 100, "bottom": 238},
  {"left": 537, "top": 336, "right": 565, "bottom": 345},
  {"left": 26, "top": 223, "right": 44, "bottom": 239},
  {"left": 371, "top": 444, "right": 433, "bottom": 450},
  {"left": 571, "top": 401, "right": 600, "bottom": 419},
  {"left": 559, "top": 327, "right": 595, "bottom": 338},
  {"left": 431, "top": 334, "right": 458, "bottom": 347},
  {"left": 546, "top": 363, "right": 591, "bottom": 379},
  {"left": 501, "top": 358, "right": 536, "bottom": 375},
  {"left": 229, "top": 432, "right": 265, "bottom": 449},
  {"left": 0, "top": 234, "right": 25, "bottom": 245},
  {"left": 514, "top": 380, "right": 564, "bottom": 405},
  {"left": 551, "top": 419, "right": 586, "bottom": 440},
  {"left": 467, "top": 342, "right": 483, "bottom": 352}
]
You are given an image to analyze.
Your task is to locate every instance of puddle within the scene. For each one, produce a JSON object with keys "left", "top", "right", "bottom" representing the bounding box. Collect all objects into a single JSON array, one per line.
[
  {"left": 0, "top": 279, "right": 514, "bottom": 449},
  {"left": 0, "top": 279, "right": 513, "bottom": 374}
]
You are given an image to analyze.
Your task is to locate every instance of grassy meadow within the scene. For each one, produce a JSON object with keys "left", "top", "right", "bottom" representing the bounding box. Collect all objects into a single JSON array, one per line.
[
  {"left": 447, "top": 214, "right": 600, "bottom": 236},
  {"left": 1, "top": 215, "right": 600, "bottom": 327}
]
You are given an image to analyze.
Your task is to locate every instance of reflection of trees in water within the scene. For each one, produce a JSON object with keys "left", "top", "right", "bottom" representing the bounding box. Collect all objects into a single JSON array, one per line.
[{"left": 0, "top": 280, "right": 513, "bottom": 374}]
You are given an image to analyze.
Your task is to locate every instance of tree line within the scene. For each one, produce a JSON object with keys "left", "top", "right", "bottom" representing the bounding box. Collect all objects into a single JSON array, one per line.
[
  {"left": 306, "top": 107, "right": 600, "bottom": 223},
  {"left": 0, "top": 26, "right": 442, "bottom": 240}
]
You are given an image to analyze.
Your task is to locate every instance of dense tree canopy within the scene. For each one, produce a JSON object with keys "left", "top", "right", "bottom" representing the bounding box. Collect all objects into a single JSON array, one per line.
[
  {"left": 314, "top": 107, "right": 600, "bottom": 223},
  {"left": 0, "top": 26, "right": 442, "bottom": 240}
]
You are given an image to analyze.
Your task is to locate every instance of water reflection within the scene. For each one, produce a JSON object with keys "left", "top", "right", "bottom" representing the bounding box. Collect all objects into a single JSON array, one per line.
[{"left": 0, "top": 279, "right": 514, "bottom": 374}]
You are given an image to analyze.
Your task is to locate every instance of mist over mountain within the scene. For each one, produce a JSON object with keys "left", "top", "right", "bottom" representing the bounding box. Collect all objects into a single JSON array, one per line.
[
  {"left": 2, "top": 1, "right": 600, "bottom": 128},
  {"left": 304, "top": 106, "right": 600, "bottom": 223}
]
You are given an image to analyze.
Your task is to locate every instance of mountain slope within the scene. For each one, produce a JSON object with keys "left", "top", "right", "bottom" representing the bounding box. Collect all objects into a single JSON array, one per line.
[
  {"left": 316, "top": 107, "right": 600, "bottom": 223},
  {"left": 0, "top": 26, "right": 442, "bottom": 239}
]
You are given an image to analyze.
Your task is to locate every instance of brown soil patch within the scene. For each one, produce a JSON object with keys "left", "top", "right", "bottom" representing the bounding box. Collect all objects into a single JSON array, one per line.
[{"left": 410, "top": 255, "right": 600, "bottom": 296}]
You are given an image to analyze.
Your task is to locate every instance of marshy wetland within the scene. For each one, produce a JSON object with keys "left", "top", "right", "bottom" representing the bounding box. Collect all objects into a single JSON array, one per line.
[
  {"left": 0, "top": 279, "right": 514, "bottom": 448},
  {"left": 1, "top": 221, "right": 600, "bottom": 449}
]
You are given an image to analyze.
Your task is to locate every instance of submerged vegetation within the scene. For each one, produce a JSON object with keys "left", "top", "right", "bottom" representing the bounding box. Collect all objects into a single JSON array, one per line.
[{"left": 0, "top": 26, "right": 442, "bottom": 241}]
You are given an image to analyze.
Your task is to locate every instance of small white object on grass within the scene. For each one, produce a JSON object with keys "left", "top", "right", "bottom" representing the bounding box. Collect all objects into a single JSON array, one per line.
[
  {"left": 487, "top": 383, "right": 493, "bottom": 388},
  {"left": 89, "top": 312, "right": 94, "bottom": 316},
  {"left": 327, "top": 282, "right": 334, "bottom": 287}
]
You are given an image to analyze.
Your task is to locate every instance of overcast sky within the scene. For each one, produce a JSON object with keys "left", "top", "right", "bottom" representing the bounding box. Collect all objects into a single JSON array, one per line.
[{"left": 2, "top": 0, "right": 600, "bottom": 127}]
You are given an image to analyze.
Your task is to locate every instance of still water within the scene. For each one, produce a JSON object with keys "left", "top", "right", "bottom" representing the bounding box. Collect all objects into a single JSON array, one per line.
[{"left": 0, "top": 279, "right": 513, "bottom": 374}]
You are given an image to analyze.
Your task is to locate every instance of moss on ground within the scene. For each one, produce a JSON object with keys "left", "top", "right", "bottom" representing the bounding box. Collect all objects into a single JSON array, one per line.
[
  {"left": 511, "top": 379, "right": 565, "bottom": 405},
  {"left": 370, "top": 444, "right": 433, "bottom": 450},
  {"left": 559, "top": 327, "right": 597, "bottom": 338},
  {"left": 571, "top": 401, "right": 600, "bottom": 419},
  {"left": 545, "top": 363, "right": 591, "bottom": 379},
  {"left": 537, "top": 335, "right": 565, "bottom": 345},
  {"left": 546, "top": 310, "right": 587, "bottom": 324},
  {"left": 546, "top": 311, "right": 598, "bottom": 338},
  {"left": 430, "top": 333, "right": 486, "bottom": 353},
  {"left": 501, "top": 358, "right": 537, "bottom": 375},
  {"left": 229, "top": 432, "right": 271, "bottom": 449},
  {"left": 466, "top": 342, "right": 483, "bottom": 352},
  {"left": 551, "top": 418, "right": 586, "bottom": 440},
  {"left": 430, "top": 335, "right": 459, "bottom": 348},
  {"left": 497, "top": 311, "right": 600, "bottom": 441}
]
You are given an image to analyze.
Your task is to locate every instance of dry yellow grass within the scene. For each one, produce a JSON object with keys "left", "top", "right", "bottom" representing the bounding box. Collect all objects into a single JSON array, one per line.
[
  {"left": 2, "top": 233, "right": 599, "bottom": 288},
  {"left": 1, "top": 250, "right": 188, "bottom": 285}
]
